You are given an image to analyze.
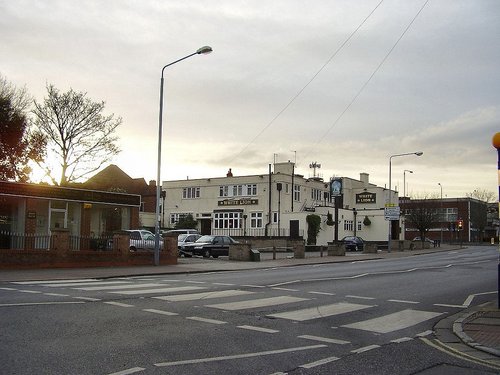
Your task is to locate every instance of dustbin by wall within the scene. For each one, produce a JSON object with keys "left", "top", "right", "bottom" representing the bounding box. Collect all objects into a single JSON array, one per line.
[{"left": 250, "top": 249, "right": 260, "bottom": 262}]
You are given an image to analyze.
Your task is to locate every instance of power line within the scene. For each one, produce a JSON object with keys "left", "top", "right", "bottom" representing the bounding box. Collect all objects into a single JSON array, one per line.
[
  {"left": 229, "top": 0, "right": 385, "bottom": 164},
  {"left": 304, "top": 0, "right": 430, "bottom": 160}
]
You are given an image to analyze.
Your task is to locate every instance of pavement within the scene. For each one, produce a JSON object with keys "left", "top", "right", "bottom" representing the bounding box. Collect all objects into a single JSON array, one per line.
[{"left": 1, "top": 244, "right": 499, "bottom": 369}]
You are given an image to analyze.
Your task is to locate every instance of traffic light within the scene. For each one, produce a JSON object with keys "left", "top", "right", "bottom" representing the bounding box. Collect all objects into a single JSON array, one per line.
[{"left": 457, "top": 220, "right": 463, "bottom": 230}]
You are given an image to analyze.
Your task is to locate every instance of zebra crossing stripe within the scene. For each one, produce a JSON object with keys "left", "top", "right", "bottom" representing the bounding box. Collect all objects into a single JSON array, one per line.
[
  {"left": 343, "top": 309, "right": 442, "bottom": 333},
  {"left": 206, "top": 296, "right": 308, "bottom": 311},
  {"left": 74, "top": 283, "right": 163, "bottom": 291},
  {"left": 268, "top": 302, "right": 374, "bottom": 321},
  {"left": 109, "top": 286, "right": 206, "bottom": 295},
  {"left": 43, "top": 281, "right": 130, "bottom": 287},
  {"left": 153, "top": 289, "right": 255, "bottom": 302}
]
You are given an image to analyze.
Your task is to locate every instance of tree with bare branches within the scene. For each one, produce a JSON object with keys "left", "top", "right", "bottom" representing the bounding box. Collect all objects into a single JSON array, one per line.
[{"left": 31, "top": 85, "right": 121, "bottom": 186}]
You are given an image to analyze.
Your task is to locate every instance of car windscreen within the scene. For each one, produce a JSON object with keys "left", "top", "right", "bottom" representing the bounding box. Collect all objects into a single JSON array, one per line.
[{"left": 196, "top": 235, "right": 214, "bottom": 243}]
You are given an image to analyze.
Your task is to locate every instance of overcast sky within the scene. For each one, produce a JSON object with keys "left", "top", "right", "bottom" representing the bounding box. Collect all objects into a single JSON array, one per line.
[{"left": 1, "top": 0, "right": 499, "bottom": 198}]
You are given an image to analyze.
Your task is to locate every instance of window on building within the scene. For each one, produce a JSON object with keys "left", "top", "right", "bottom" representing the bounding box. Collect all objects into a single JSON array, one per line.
[
  {"left": 285, "top": 184, "right": 289, "bottom": 194},
  {"left": 214, "top": 212, "right": 242, "bottom": 229},
  {"left": 183, "top": 187, "right": 200, "bottom": 199},
  {"left": 219, "top": 186, "right": 229, "bottom": 197},
  {"left": 357, "top": 221, "right": 362, "bottom": 231},
  {"left": 311, "top": 188, "right": 322, "bottom": 201},
  {"left": 170, "top": 213, "right": 191, "bottom": 225},
  {"left": 272, "top": 211, "right": 279, "bottom": 223},
  {"left": 294, "top": 185, "right": 301, "bottom": 201},
  {"left": 247, "top": 184, "right": 257, "bottom": 196},
  {"left": 250, "top": 212, "right": 263, "bottom": 228},
  {"left": 344, "top": 220, "right": 354, "bottom": 231}
]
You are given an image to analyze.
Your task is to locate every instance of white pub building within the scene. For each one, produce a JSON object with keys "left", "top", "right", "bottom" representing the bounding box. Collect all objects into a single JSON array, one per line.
[{"left": 162, "top": 162, "right": 393, "bottom": 246}]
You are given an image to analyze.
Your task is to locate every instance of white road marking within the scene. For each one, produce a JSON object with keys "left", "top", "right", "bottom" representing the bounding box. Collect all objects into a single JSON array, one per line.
[
  {"left": 12, "top": 279, "right": 96, "bottom": 284},
  {"left": 44, "top": 281, "right": 129, "bottom": 287},
  {"left": 308, "top": 291, "right": 335, "bottom": 296},
  {"left": 207, "top": 296, "right": 308, "bottom": 311},
  {"left": 352, "top": 345, "right": 380, "bottom": 354},
  {"left": 103, "top": 301, "right": 135, "bottom": 308},
  {"left": 241, "top": 285, "right": 266, "bottom": 288},
  {"left": 268, "top": 280, "right": 301, "bottom": 287},
  {"left": 153, "top": 289, "right": 255, "bottom": 302},
  {"left": 237, "top": 325, "right": 280, "bottom": 334},
  {"left": 186, "top": 281, "right": 206, "bottom": 284},
  {"left": 143, "top": 309, "right": 178, "bottom": 316},
  {"left": 434, "top": 303, "right": 466, "bottom": 308},
  {"left": 417, "top": 330, "right": 433, "bottom": 337},
  {"left": 298, "top": 335, "right": 350, "bottom": 345},
  {"left": 268, "top": 302, "right": 373, "bottom": 321},
  {"left": 300, "top": 356, "right": 340, "bottom": 369},
  {"left": 18, "top": 290, "right": 41, "bottom": 294},
  {"left": 110, "top": 286, "right": 206, "bottom": 295},
  {"left": 106, "top": 367, "right": 146, "bottom": 375},
  {"left": 388, "top": 299, "right": 419, "bottom": 304},
  {"left": 154, "top": 345, "right": 326, "bottom": 367},
  {"left": 272, "top": 287, "right": 299, "bottom": 292},
  {"left": 391, "top": 337, "right": 413, "bottom": 343},
  {"left": 343, "top": 309, "right": 442, "bottom": 333},
  {"left": 74, "top": 283, "right": 163, "bottom": 291},
  {"left": 212, "top": 283, "right": 235, "bottom": 286},
  {"left": 44, "top": 293, "right": 69, "bottom": 297},
  {"left": 0, "top": 287, "right": 16, "bottom": 290},
  {"left": 74, "top": 296, "right": 101, "bottom": 301},
  {"left": 0, "top": 301, "right": 85, "bottom": 307},
  {"left": 186, "top": 316, "right": 227, "bottom": 325},
  {"left": 346, "top": 295, "right": 375, "bottom": 300},
  {"left": 463, "top": 291, "right": 496, "bottom": 307}
]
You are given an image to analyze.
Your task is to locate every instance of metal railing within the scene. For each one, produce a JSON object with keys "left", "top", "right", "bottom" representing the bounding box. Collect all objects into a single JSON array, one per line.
[
  {"left": 0, "top": 231, "right": 51, "bottom": 250},
  {"left": 69, "top": 234, "right": 113, "bottom": 251}
]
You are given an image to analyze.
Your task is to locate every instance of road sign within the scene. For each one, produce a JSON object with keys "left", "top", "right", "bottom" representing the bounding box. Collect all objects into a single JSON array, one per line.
[{"left": 384, "top": 206, "right": 400, "bottom": 221}]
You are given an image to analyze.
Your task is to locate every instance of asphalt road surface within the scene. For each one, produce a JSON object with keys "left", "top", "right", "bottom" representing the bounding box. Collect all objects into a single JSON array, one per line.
[{"left": 1, "top": 246, "right": 497, "bottom": 374}]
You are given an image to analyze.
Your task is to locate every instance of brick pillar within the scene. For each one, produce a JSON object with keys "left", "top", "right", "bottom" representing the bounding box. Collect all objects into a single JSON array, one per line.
[
  {"left": 113, "top": 231, "right": 131, "bottom": 259},
  {"left": 162, "top": 232, "right": 178, "bottom": 265},
  {"left": 50, "top": 229, "right": 70, "bottom": 257},
  {"left": 291, "top": 239, "right": 305, "bottom": 259}
]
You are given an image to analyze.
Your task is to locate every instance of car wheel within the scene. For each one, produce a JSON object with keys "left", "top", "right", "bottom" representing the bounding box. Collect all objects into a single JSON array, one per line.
[
  {"left": 212, "top": 254, "right": 219, "bottom": 259},
  {"left": 203, "top": 249, "right": 211, "bottom": 258},
  {"left": 130, "top": 246, "right": 137, "bottom": 252}
]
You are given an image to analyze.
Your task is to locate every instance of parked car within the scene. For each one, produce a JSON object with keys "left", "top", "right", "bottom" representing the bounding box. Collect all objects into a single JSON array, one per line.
[
  {"left": 183, "top": 235, "right": 238, "bottom": 258},
  {"left": 341, "top": 236, "right": 364, "bottom": 251},
  {"left": 162, "top": 229, "right": 199, "bottom": 236},
  {"left": 177, "top": 233, "right": 202, "bottom": 257},
  {"left": 412, "top": 237, "right": 435, "bottom": 245},
  {"left": 127, "top": 229, "right": 162, "bottom": 251}
]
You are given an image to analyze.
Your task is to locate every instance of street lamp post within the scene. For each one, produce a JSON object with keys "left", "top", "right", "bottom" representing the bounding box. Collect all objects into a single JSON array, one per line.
[
  {"left": 403, "top": 169, "right": 413, "bottom": 199},
  {"left": 491, "top": 132, "right": 500, "bottom": 308},
  {"left": 154, "top": 46, "right": 213, "bottom": 266},
  {"left": 388, "top": 152, "right": 423, "bottom": 253},
  {"left": 438, "top": 182, "right": 443, "bottom": 246}
]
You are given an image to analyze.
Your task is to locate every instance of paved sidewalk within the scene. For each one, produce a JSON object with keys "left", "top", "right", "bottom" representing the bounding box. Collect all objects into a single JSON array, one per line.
[{"left": 1, "top": 245, "right": 499, "bottom": 367}]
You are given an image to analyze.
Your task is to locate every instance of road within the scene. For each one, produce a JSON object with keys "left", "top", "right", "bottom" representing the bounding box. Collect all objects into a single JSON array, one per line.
[{"left": 0, "top": 246, "right": 497, "bottom": 374}]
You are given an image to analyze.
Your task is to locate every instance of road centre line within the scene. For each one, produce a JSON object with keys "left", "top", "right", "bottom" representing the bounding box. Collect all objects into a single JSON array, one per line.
[
  {"left": 154, "top": 345, "right": 327, "bottom": 367},
  {"left": 212, "top": 283, "right": 235, "bottom": 286},
  {"left": 237, "top": 325, "right": 280, "bottom": 334},
  {"left": 0, "top": 287, "right": 17, "bottom": 290},
  {"left": 308, "top": 291, "right": 335, "bottom": 296},
  {"left": 186, "top": 316, "right": 227, "bottom": 325},
  {"left": 241, "top": 284, "right": 266, "bottom": 288},
  {"left": 351, "top": 345, "right": 380, "bottom": 354},
  {"left": 268, "top": 280, "right": 301, "bottom": 287},
  {"left": 18, "top": 290, "right": 42, "bottom": 294},
  {"left": 106, "top": 367, "right": 146, "bottom": 375},
  {"left": 388, "top": 299, "right": 419, "bottom": 304},
  {"left": 44, "top": 293, "right": 69, "bottom": 297},
  {"left": 300, "top": 356, "right": 340, "bottom": 369},
  {"left": 298, "top": 335, "right": 350, "bottom": 345},
  {"left": 143, "top": 309, "right": 178, "bottom": 316},
  {"left": 103, "top": 301, "right": 135, "bottom": 308},
  {"left": 346, "top": 295, "right": 376, "bottom": 300},
  {"left": 74, "top": 296, "right": 101, "bottom": 301}
]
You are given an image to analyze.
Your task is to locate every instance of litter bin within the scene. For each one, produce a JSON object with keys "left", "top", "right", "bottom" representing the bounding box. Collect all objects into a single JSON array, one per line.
[{"left": 250, "top": 249, "right": 260, "bottom": 262}]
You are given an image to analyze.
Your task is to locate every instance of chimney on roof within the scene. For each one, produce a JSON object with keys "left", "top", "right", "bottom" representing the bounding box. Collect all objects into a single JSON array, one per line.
[
  {"left": 227, "top": 168, "right": 233, "bottom": 177},
  {"left": 149, "top": 180, "right": 156, "bottom": 187}
]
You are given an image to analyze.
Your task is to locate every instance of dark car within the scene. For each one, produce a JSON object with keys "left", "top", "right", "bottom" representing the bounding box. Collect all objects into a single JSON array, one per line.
[
  {"left": 341, "top": 236, "right": 364, "bottom": 251},
  {"left": 184, "top": 235, "right": 238, "bottom": 258},
  {"left": 177, "top": 233, "right": 201, "bottom": 257}
]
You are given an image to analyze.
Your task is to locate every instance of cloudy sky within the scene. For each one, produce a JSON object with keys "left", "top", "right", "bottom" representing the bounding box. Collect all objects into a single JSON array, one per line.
[{"left": 1, "top": 0, "right": 499, "bottom": 198}]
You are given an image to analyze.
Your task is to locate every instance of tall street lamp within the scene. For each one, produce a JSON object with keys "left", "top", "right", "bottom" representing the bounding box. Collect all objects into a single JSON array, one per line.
[
  {"left": 154, "top": 46, "right": 213, "bottom": 266},
  {"left": 388, "top": 152, "right": 423, "bottom": 252},
  {"left": 438, "top": 182, "right": 443, "bottom": 245}
]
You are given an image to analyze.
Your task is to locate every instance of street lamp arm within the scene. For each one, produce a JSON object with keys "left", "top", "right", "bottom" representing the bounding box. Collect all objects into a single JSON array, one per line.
[{"left": 161, "top": 46, "right": 213, "bottom": 77}]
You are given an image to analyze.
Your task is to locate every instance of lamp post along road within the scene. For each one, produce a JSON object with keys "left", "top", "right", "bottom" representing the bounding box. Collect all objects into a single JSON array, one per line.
[
  {"left": 438, "top": 182, "right": 443, "bottom": 245},
  {"left": 492, "top": 132, "right": 500, "bottom": 308},
  {"left": 388, "top": 152, "right": 423, "bottom": 253},
  {"left": 154, "top": 46, "right": 213, "bottom": 266},
  {"left": 403, "top": 169, "right": 413, "bottom": 199}
]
